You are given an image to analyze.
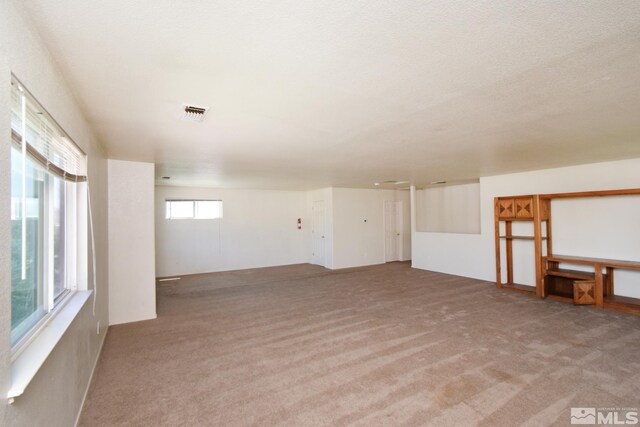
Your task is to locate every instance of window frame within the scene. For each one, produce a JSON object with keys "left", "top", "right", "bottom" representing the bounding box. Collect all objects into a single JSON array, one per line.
[
  {"left": 165, "top": 199, "right": 223, "bottom": 220},
  {"left": 9, "top": 76, "right": 87, "bottom": 357}
]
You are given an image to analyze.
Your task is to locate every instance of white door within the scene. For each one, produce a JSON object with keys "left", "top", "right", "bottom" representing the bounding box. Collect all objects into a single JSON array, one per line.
[
  {"left": 384, "top": 201, "right": 402, "bottom": 262},
  {"left": 312, "top": 200, "right": 326, "bottom": 266}
]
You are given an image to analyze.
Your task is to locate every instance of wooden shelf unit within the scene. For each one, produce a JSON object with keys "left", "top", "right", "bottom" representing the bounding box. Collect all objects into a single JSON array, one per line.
[
  {"left": 494, "top": 195, "right": 551, "bottom": 297},
  {"left": 494, "top": 188, "right": 640, "bottom": 315}
]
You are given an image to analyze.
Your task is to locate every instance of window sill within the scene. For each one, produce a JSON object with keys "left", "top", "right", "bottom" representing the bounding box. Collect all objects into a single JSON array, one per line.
[{"left": 7, "top": 290, "right": 92, "bottom": 400}]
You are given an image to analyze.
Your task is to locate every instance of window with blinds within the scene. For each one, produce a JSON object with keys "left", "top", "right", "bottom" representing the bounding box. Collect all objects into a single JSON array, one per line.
[
  {"left": 10, "top": 79, "right": 86, "bottom": 181},
  {"left": 9, "top": 76, "right": 87, "bottom": 349}
]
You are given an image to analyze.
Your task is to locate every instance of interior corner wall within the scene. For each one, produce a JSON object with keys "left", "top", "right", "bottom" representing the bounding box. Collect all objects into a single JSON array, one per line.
[
  {"left": 398, "top": 190, "right": 412, "bottom": 261},
  {"left": 155, "top": 186, "right": 309, "bottom": 277},
  {"left": 331, "top": 188, "right": 411, "bottom": 270},
  {"left": 411, "top": 158, "right": 640, "bottom": 298},
  {"left": 108, "top": 160, "right": 156, "bottom": 325},
  {"left": 0, "top": 0, "right": 110, "bottom": 425}
]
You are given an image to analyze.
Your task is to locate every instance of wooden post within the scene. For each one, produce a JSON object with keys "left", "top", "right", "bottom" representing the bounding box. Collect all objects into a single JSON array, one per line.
[
  {"left": 533, "top": 195, "right": 544, "bottom": 298},
  {"left": 594, "top": 263, "right": 604, "bottom": 308},
  {"left": 505, "top": 221, "right": 513, "bottom": 285},
  {"left": 545, "top": 199, "right": 553, "bottom": 257},
  {"left": 494, "top": 197, "right": 502, "bottom": 288},
  {"left": 544, "top": 198, "right": 552, "bottom": 299},
  {"left": 605, "top": 266, "right": 614, "bottom": 296}
]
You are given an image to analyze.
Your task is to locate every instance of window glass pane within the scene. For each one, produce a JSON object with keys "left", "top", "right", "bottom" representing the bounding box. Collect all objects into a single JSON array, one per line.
[
  {"left": 195, "top": 201, "right": 222, "bottom": 219},
  {"left": 11, "top": 147, "right": 46, "bottom": 346},
  {"left": 167, "top": 201, "right": 194, "bottom": 219},
  {"left": 53, "top": 176, "right": 66, "bottom": 300}
]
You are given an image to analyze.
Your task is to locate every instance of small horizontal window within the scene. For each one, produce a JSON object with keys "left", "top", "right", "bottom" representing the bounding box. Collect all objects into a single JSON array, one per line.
[{"left": 165, "top": 200, "right": 222, "bottom": 219}]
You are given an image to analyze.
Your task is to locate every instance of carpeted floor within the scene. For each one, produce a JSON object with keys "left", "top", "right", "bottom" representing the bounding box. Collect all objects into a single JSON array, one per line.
[{"left": 79, "top": 262, "right": 640, "bottom": 426}]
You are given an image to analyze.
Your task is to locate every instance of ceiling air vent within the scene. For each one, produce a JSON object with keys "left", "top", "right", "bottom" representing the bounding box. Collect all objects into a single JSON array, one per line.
[{"left": 182, "top": 105, "right": 209, "bottom": 122}]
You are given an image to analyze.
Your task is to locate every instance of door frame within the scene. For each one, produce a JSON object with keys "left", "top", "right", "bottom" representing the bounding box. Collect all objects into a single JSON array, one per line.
[
  {"left": 311, "top": 200, "right": 326, "bottom": 267},
  {"left": 383, "top": 200, "right": 403, "bottom": 262}
]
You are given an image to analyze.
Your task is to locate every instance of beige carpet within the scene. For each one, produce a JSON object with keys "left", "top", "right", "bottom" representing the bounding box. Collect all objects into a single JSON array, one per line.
[{"left": 79, "top": 262, "right": 640, "bottom": 426}]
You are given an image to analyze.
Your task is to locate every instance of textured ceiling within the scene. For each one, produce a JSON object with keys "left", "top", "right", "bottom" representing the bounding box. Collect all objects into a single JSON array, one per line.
[{"left": 21, "top": 0, "right": 640, "bottom": 189}]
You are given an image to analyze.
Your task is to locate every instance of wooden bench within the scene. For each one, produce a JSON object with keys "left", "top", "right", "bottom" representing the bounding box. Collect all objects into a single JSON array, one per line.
[
  {"left": 544, "top": 267, "right": 607, "bottom": 301},
  {"left": 545, "top": 254, "right": 640, "bottom": 308}
]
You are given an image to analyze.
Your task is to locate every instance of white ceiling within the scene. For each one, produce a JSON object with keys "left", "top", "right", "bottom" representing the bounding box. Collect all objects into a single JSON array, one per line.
[{"left": 22, "top": 0, "right": 640, "bottom": 190}]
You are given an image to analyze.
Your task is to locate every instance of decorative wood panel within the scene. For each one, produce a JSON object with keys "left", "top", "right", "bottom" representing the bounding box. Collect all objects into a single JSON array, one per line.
[
  {"left": 573, "top": 280, "right": 596, "bottom": 305},
  {"left": 497, "top": 199, "right": 514, "bottom": 219},
  {"left": 515, "top": 197, "right": 534, "bottom": 219}
]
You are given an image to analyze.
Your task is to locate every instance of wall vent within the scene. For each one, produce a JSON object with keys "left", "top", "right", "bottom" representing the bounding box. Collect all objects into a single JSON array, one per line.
[{"left": 182, "top": 105, "right": 209, "bottom": 122}]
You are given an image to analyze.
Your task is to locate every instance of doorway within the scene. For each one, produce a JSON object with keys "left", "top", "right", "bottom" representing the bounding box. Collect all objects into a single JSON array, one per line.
[
  {"left": 384, "top": 200, "right": 402, "bottom": 262},
  {"left": 311, "top": 200, "right": 326, "bottom": 266}
]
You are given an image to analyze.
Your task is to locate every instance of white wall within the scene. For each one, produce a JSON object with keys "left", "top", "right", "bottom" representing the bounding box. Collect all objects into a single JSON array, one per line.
[
  {"left": 155, "top": 186, "right": 411, "bottom": 275},
  {"left": 155, "top": 186, "right": 309, "bottom": 277},
  {"left": 108, "top": 160, "right": 156, "bottom": 325},
  {"left": 416, "top": 182, "right": 480, "bottom": 234},
  {"left": 332, "top": 188, "right": 411, "bottom": 269},
  {"left": 0, "top": 0, "right": 110, "bottom": 425},
  {"left": 332, "top": 188, "right": 384, "bottom": 269},
  {"left": 412, "top": 158, "right": 640, "bottom": 298}
]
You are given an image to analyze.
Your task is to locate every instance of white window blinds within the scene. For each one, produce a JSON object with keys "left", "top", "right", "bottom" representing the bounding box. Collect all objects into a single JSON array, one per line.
[{"left": 10, "top": 77, "right": 87, "bottom": 180}]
